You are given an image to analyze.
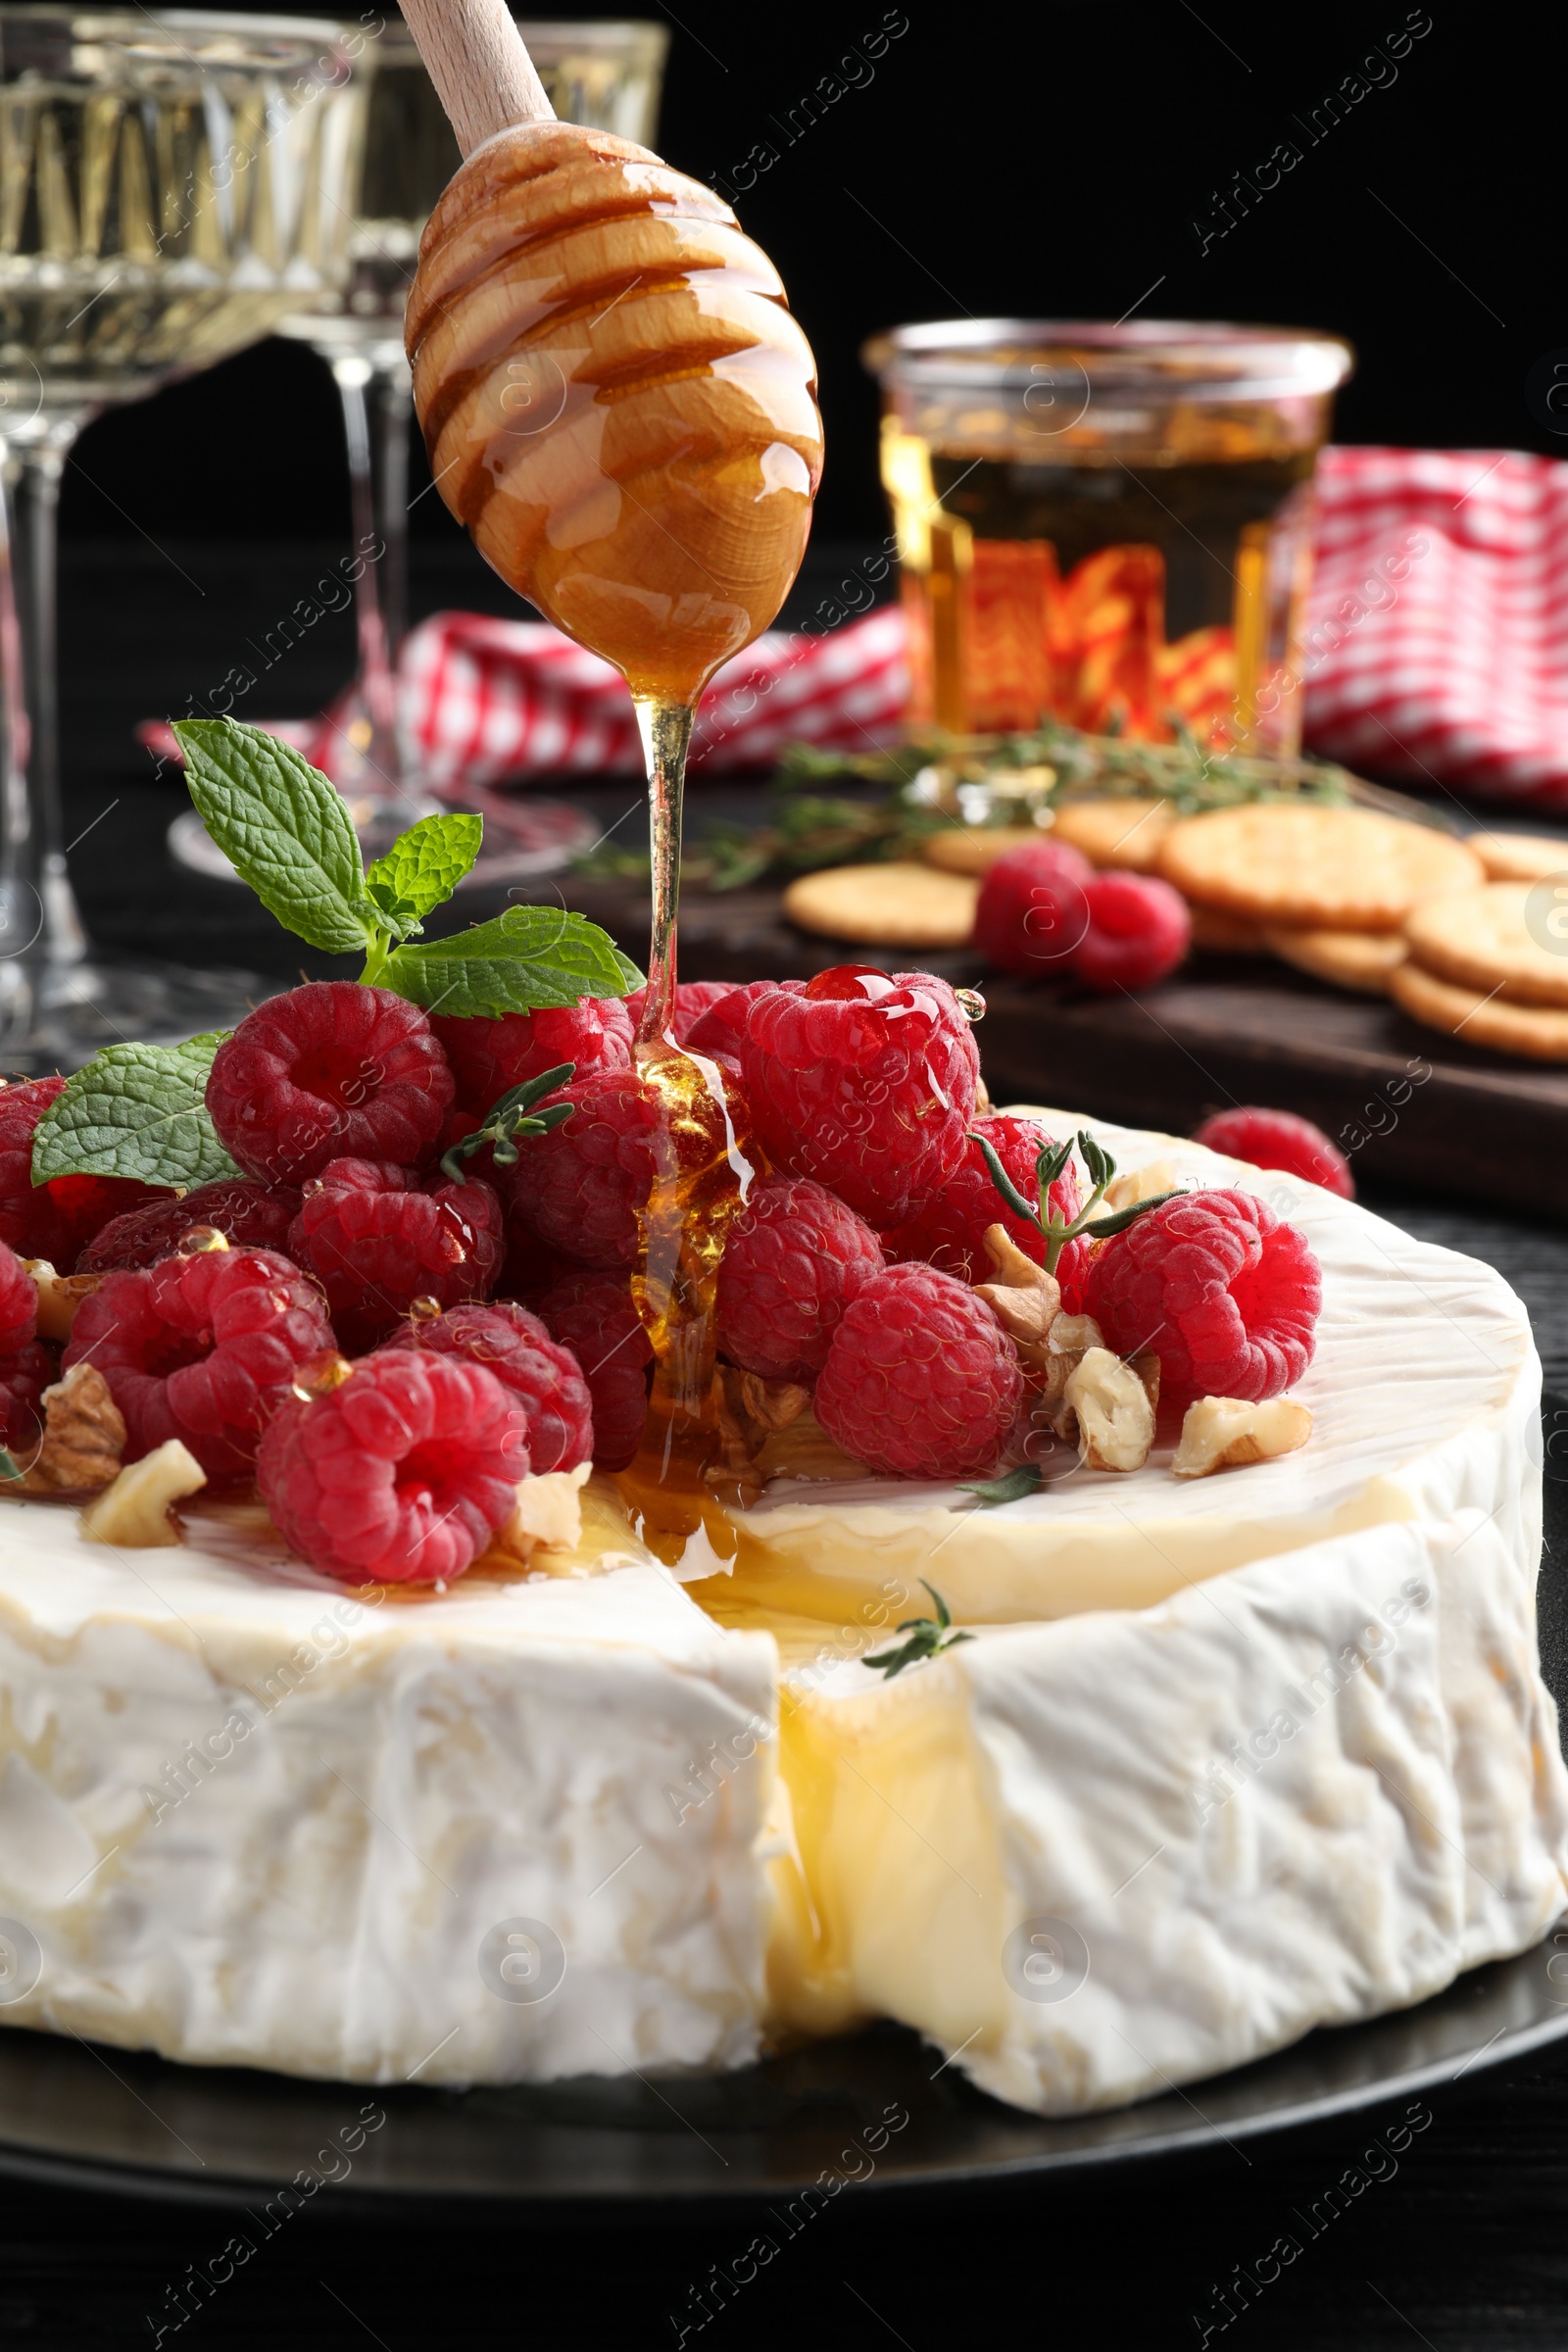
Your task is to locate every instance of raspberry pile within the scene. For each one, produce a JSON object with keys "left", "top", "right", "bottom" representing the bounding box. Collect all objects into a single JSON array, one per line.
[
  {"left": 973, "top": 842, "right": 1190, "bottom": 992},
  {"left": 16, "top": 952, "right": 1329, "bottom": 1586}
]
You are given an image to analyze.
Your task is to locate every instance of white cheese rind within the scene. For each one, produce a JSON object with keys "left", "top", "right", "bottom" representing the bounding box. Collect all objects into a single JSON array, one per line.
[
  {"left": 778, "top": 1509, "right": 1568, "bottom": 2113},
  {"left": 0, "top": 1521, "right": 778, "bottom": 2087}
]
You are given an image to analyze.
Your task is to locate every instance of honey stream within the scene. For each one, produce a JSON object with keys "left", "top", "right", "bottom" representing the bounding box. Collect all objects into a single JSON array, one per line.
[{"left": 615, "top": 698, "right": 754, "bottom": 1565}]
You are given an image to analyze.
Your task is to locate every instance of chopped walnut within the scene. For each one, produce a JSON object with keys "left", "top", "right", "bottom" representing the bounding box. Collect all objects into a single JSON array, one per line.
[
  {"left": 1, "top": 1363, "right": 126, "bottom": 1496},
  {"left": 80, "top": 1440, "right": 207, "bottom": 1547},
  {"left": 707, "top": 1365, "right": 812, "bottom": 1502},
  {"left": 1172, "top": 1396, "right": 1313, "bottom": 1480},
  {"left": 1063, "top": 1347, "right": 1156, "bottom": 1472},
  {"left": 21, "top": 1262, "right": 102, "bottom": 1344},
  {"left": 974, "top": 1223, "right": 1062, "bottom": 1357},
  {"left": 488, "top": 1461, "right": 593, "bottom": 1563}
]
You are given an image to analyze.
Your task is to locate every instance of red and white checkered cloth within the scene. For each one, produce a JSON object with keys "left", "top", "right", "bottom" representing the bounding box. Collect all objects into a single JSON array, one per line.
[
  {"left": 142, "top": 448, "right": 1568, "bottom": 802},
  {"left": 1302, "top": 446, "right": 1568, "bottom": 801}
]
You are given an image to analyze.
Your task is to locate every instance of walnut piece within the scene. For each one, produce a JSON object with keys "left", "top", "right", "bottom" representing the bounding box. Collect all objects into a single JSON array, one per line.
[
  {"left": 706, "top": 1366, "right": 812, "bottom": 1501},
  {"left": 1172, "top": 1396, "right": 1313, "bottom": 1480},
  {"left": 489, "top": 1461, "right": 593, "bottom": 1562},
  {"left": 80, "top": 1439, "right": 206, "bottom": 1545},
  {"left": 1063, "top": 1347, "right": 1156, "bottom": 1472},
  {"left": 1, "top": 1363, "right": 126, "bottom": 1495}
]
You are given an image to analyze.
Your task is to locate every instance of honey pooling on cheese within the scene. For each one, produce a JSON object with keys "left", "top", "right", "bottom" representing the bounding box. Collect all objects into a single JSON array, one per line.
[{"left": 406, "top": 121, "right": 823, "bottom": 705}]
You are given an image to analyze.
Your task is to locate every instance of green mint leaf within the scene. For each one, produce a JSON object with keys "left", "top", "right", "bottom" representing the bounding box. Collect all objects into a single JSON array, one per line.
[
  {"left": 379, "top": 906, "right": 635, "bottom": 1020},
  {"left": 30, "top": 1034, "right": 242, "bottom": 1188},
  {"left": 612, "top": 948, "right": 646, "bottom": 995},
  {"left": 958, "top": 1463, "right": 1046, "bottom": 1507},
  {"left": 365, "top": 812, "right": 483, "bottom": 937},
  {"left": 0, "top": 1447, "right": 21, "bottom": 1484},
  {"left": 172, "top": 718, "right": 370, "bottom": 957}
]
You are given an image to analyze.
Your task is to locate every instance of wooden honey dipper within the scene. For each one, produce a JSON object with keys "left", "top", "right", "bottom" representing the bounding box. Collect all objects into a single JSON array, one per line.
[{"left": 400, "top": 0, "right": 823, "bottom": 1038}]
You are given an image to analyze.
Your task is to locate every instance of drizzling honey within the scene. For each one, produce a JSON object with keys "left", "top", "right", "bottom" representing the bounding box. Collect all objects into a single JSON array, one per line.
[{"left": 407, "top": 116, "right": 822, "bottom": 1560}]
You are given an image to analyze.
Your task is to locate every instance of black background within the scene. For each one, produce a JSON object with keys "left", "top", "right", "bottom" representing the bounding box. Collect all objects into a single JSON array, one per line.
[
  {"left": 24, "top": 6, "right": 1568, "bottom": 2346},
  {"left": 62, "top": 0, "right": 1568, "bottom": 562}
]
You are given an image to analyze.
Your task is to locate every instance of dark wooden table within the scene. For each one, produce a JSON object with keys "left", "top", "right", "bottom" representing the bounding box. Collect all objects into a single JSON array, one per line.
[{"left": 14, "top": 539, "right": 1568, "bottom": 2349}]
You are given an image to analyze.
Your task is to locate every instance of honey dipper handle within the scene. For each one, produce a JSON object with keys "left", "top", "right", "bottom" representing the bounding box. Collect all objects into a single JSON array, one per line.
[{"left": 397, "top": 0, "right": 555, "bottom": 155}]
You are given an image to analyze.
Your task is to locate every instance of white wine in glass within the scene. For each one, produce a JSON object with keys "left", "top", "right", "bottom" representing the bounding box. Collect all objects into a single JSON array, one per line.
[{"left": 0, "top": 6, "right": 366, "bottom": 1068}]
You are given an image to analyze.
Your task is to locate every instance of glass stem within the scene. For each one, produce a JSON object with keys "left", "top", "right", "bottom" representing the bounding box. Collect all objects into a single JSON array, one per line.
[
  {"left": 330, "top": 356, "right": 401, "bottom": 785},
  {"left": 373, "top": 360, "right": 412, "bottom": 659},
  {"left": 632, "top": 697, "right": 694, "bottom": 1048},
  {"left": 0, "top": 430, "right": 89, "bottom": 966}
]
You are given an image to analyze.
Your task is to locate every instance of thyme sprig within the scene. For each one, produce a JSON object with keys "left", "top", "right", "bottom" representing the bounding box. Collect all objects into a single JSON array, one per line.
[
  {"left": 440, "top": 1061, "right": 577, "bottom": 1185},
  {"left": 971, "top": 1127, "right": 1177, "bottom": 1278},
  {"left": 863, "top": 1580, "right": 974, "bottom": 1680}
]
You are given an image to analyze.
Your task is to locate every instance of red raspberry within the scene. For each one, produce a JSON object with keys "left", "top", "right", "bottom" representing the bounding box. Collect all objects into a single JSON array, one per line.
[
  {"left": 1194, "top": 1106, "right": 1354, "bottom": 1200},
  {"left": 883, "top": 1114, "right": 1087, "bottom": 1293},
  {"left": 506, "top": 1063, "right": 748, "bottom": 1272},
  {"left": 287, "top": 1159, "right": 504, "bottom": 1354},
  {"left": 383, "top": 1299, "right": 593, "bottom": 1473},
  {"left": 257, "top": 1350, "right": 529, "bottom": 1585},
  {"left": 1072, "top": 871, "right": 1191, "bottom": 992},
  {"left": 536, "top": 1272, "right": 652, "bottom": 1470},
  {"left": 623, "top": 980, "right": 736, "bottom": 1044},
  {"left": 740, "top": 965, "right": 979, "bottom": 1230},
  {"left": 77, "top": 1180, "right": 302, "bottom": 1274},
  {"left": 0, "top": 1240, "right": 36, "bottom": 1355},
  {"left": 1085, "top": 1187, "right": 1322, "bottom": 1408},
  {"left": 0, "top": 1344, "right": 50, "bottom": 1458},
  {"left": 64, "top": 1245, "right": 334, "bottom": 1479},
  {"left": 716, "top": 1174, "right": 883, "bottom": 1383},
  {"left": 207, "top": 982, "right": 454, "bottom": 1185},
  {"left": 685, "top": 979, "right": 799, "bottom": 1060},
  {"left": 0, "top": 1076, "right": 170, "bottom": 1263},
  {"left": 973, "top": 842, "right": 1093, "bottom": 977},
  {"left": 814, "top": 1261, "right": 1022, "bottom": 1480},
  {"left": 431, "top": 996, "right": 632, "bottom": 1118}
]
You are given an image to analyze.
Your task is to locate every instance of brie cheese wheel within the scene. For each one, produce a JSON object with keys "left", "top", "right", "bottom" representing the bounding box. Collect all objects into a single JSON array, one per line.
[{"left": 0, "top": 1110, "right": 1559, "bottom": 2116}]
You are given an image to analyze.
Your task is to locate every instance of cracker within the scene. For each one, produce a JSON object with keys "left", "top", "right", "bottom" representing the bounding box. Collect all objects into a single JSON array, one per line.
[
  {"left": 1404, "top": 880, "right": 1568, "bottom": 1007},
  {"left": 1049, "top": 797, "right": 1173, "bottom": 872},
  {"left": 1265, "top": 926, "right": 1408, "bottom": 996},
  {"left": 1390, "top": 958, "right": 1568, "bottom": 1060},
  {"left": 923, "top": 826, "right": 1043, "bottom": 876},
  {"left": 782, "top": 861, "right": 979, "bottom": 949},
  {"left": 1468, "top": 831, "right": 1568, "bottom": 883},
  {"left": 1156, "top": 805, "right": 1482, "bottom": 931},
  {"left": 1188, "top": 905, "right": 1269, "bottom": 954}
]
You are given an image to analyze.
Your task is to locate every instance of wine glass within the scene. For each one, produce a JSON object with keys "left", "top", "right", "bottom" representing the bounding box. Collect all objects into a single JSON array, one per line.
[
  {"left": 0, "top": 5, "right": 365, "bottom": 1069},
  {"left": 264, "top": 15, "right": 667, "bottom": 877}
]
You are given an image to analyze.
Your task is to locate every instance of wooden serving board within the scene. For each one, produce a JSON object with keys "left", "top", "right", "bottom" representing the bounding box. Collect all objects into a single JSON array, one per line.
[{"left": 534, "top": 879, "right": 1568, "bottom": 1219}]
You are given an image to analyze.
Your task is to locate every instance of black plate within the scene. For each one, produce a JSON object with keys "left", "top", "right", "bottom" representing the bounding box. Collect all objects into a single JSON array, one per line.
[{"left": 4, "top": 1396, "right": 1567, "bottom": 2214}]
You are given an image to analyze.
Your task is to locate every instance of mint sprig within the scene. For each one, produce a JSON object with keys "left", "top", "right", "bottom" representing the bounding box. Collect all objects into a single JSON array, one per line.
[
  {"left": 382, "top": 906, "right": 638, "bottom": 1019},
  {"left": 973, "top": 1127, "right": 1178, "bottom": 1276},
  {"left": 863, "top": 1581, "right": 974, "bottom": 1680},
  {"left": 172, "top": 717, "right": 635, "bottom": 1016},
  {"left": 441, "top": 1062, "right": 577, "bottom": 1184},
  {"left": 30, "top": 1035, "right": 242, "bottom": 1188}
]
